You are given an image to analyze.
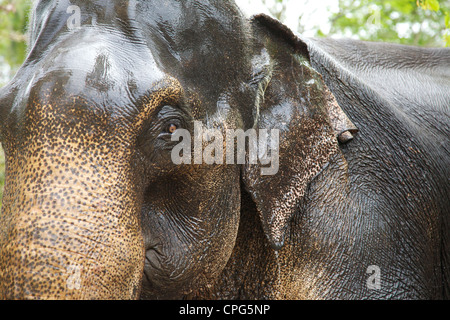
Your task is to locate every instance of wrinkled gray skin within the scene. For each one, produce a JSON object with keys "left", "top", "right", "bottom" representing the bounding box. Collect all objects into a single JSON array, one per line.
[
  {"left": 292, "top": 36, "right": 450, "bottom": 299},
  {"left": 204, "top": 17, "right": 450, "bottom": 300},
  {"left": 0, "top": 1, "right": 449, "bottom": 300}
]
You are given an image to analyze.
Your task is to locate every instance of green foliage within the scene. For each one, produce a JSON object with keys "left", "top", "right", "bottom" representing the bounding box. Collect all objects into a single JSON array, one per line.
[
  {"left": 327, "top": 0, "right": 450, "bottom": 47},
  {"left": 443, "top": 9, "right": 450, "bottom": 41},
  {"left": 0, "top": 145, "right": 4, "bottom": 211},
  {"left": 0, "top": 0, "right": 31, "bottom": 207},
  {"left": 0, "top": 0, "right": 31, "bottom": 85},
  {"left": 417, "top": 0, "right": 450, "bottom": 46},
  {"left": 444, "top": 9, "right": 450, "bottom": 45},
  {"left": 418, "top": 0, "right": 440, "bottom": 11},
  {"left": 260, "top": 0, "right": 449, "bottom": 47}
]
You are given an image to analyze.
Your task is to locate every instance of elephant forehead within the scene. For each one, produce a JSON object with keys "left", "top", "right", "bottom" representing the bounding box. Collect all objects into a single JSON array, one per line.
[
  {"left": 4, "top": 0, "right": 252, "bottom": 134},
  {"left": 6, "top": 62, "right": 183, "bottom": 149},
  {"left": 135, "top": 0, "right": 252, "bottom": 99},
  {"left": 29, "top": 0, "right": 250, "bottom": 91},
  {"left": 23, "top": 31, "right": 165, "bottom": 109}
]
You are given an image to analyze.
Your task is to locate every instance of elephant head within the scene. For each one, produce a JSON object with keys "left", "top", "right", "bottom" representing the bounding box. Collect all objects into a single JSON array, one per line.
[{"left": 0, "top": 1, "right": 356, "bottom": 299}]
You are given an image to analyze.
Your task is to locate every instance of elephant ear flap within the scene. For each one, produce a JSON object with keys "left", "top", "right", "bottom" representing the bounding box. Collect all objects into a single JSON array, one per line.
[
  {"left": 324, "top": 86, "right": 359, "bottom": 143},
  {"left": 242, "top": 14, "right": 351, "bottom": 250}
]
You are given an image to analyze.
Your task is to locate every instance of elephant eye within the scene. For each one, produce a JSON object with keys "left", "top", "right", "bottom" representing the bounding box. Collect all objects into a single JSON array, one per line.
[{"left": 167, "top": 123, "right": 178, "bottom": 134}]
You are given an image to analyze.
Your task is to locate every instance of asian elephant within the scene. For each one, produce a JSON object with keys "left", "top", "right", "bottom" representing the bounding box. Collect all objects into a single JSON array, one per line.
[{"left": 0, "top": 0, "right": 448, "bottom": 300}]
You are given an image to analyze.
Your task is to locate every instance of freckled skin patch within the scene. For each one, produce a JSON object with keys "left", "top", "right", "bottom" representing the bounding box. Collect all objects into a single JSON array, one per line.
[
  {"left": 0, "top": 64, "right": 223, "bottom": 299},
  {"left": 0, "top": 81, "right": 182, "bottom": 299}
]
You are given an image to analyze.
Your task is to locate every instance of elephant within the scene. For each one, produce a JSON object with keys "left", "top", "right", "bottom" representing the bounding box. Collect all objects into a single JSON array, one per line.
[{"left": 0, "top": 0, "right": 448, "bottom": 300}]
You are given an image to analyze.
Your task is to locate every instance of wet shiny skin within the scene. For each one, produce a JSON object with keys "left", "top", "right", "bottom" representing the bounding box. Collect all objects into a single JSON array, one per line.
[{"left": 1, "top": 1, "right": 448, "bottom": 300}]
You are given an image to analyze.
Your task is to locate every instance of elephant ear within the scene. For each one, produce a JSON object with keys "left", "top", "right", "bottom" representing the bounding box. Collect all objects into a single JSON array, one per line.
[{"left": 242, "top": 14, "right": 357, "bottom": 250}]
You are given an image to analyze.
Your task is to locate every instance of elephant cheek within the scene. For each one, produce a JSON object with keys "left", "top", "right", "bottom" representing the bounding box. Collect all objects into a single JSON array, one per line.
[{"left": 0, "top": 153, "right": 145, "bottom": 299}]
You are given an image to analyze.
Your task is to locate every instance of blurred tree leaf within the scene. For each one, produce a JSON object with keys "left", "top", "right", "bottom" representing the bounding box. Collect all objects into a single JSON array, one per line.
[
  {"left": 417, "top": 0, "right": 440, "bottom": 11},
  {"left": 443, "top": 7, "right": 450, "bottom": 45},
  {"left": 326, "top": 0, "right": 449, "bottom": 47},
  {"left": 260, "top": 0, "right": 449, "bottom": 47},
  {"left": 0, "top": 0, "right": 31, "bottom": 85},
  {"left": 417, "top": 0, "right": 450, "bottom": 46}
]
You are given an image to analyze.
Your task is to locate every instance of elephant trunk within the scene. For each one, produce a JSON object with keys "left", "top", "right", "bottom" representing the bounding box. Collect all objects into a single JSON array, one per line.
[{"left": 0, "top": 137, "right": 145, "bottom": 299}]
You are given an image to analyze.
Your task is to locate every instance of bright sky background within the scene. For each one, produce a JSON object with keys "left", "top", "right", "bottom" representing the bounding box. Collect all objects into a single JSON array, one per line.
[{"left": 235, "top": 0, "right": 340, "bottom": 36}]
